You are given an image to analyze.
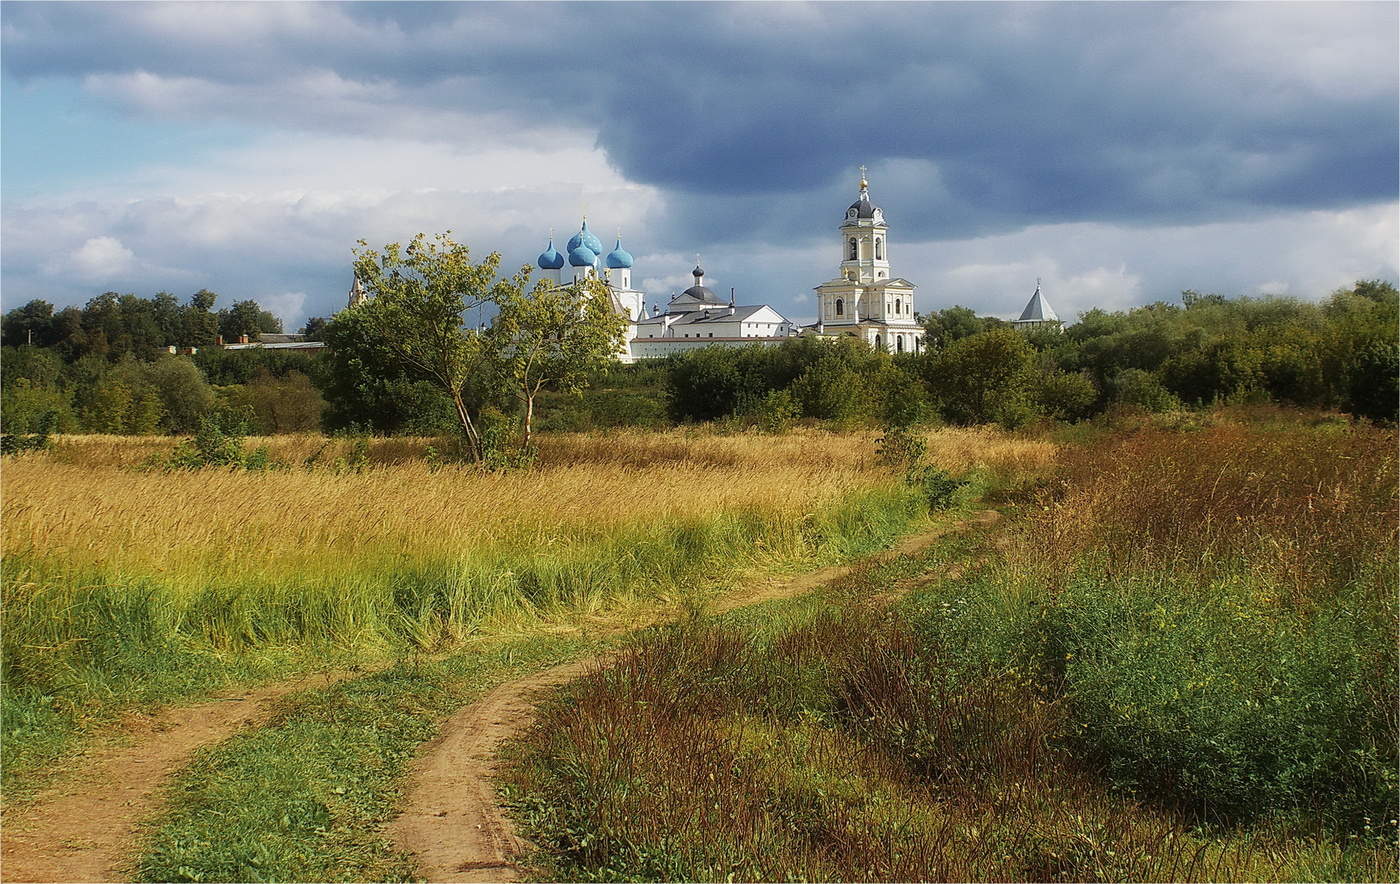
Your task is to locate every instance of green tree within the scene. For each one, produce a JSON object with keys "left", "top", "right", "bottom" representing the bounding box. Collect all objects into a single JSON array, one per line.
[
  {"left": 300, "top": 317, "right": 328, "bottom": 340},
  {"left": 218, "top": 299, "right": 283, "bottom": 341},
  {"left": 1034, "top": 369, "right": 1099, "bottom": 421},
  {"left": 186, "top": 290, "right": 221, "bottom": 346},
  {"left": 352, "top": 232, "right": 506, "bottom": 458},
  {"left": 150, "top": 291, "right": 186, "bottom": 346},
  {"left": 487, "top": 275, "right": 627, "bottom": 449},
  {"left": 1344, "top": 339, "right": 1399, "bottom": 424},
  {"left": 665, "top": 347, "right": 745, "bottom": 422},
  {"left": 146, "top": 356, "right": 215, "bottom": 433},
  {"left": 1, "top": 300, "right": 57, "bottom": 348},
  {"left": 921, "top": 305, "right": 1003, "bottom": 351},
  {"left": 246, "top": 368, "right": 326, "bottom": 433},
  {"left": 925, "top": 329, "right": 1036, "bottom": 426},
  {"left": 1109, "top": 368, "right": 1181, "bottom": 413}
]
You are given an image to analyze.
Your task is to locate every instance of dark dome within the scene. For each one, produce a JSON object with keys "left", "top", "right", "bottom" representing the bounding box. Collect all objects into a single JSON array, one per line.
[
  {"left": 847, "top": 197, "right": 878, "bottom": 219},
  {"left": 682, "top": 285, "right": 721, "bottom": 302}
]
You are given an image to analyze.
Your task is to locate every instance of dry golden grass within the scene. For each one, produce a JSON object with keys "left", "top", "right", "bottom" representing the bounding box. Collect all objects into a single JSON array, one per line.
[{"left": 3, "top": 427, "right": 1055, "bottom": 581}]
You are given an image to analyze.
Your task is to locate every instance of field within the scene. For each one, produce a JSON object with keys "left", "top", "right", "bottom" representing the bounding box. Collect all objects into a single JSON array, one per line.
[
  {"left": 501, "top": 415, "right": 1399, "bottom": 881},
  {"left": 2, "top": 414, "right": 1395, "bottom": 882},
  {"left": 1, "top": 426, "right": 1051, "bottom": 800}
]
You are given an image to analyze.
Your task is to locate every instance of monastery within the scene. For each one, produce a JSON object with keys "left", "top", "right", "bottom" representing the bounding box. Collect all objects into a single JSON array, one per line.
[
  {"left": 341, "top": 171, "right": 1060, "bottom": 357},
  {"left": 523, "top": 170, "right": 922, "bottom": 362}
]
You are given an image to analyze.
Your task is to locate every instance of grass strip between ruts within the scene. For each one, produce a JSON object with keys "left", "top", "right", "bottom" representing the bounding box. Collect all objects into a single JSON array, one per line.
[{"left": 134, "top": 634, "right": 593, "bottom": 883}]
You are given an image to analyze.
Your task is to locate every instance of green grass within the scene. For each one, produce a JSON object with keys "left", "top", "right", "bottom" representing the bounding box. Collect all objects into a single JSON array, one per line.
[
  {"left": 498, "top": 422, "right": 1399, "bottom": 882},
  {"left": 130, "top": 504, "right": 991, "bottom": 883},
  {"left": 2, "top": 481, "right": 928, "bottom": 803},
  {"left": 136, "top": 634, "right": 592, "bottom": 883}
]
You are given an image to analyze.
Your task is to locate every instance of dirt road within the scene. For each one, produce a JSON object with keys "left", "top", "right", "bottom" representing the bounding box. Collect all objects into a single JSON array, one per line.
[
  {"left": 390, "top": 510, "right": 1000, "bottom": 882},
  {"left": 1, "top": 671, "right": 353, "bottom": 883}
]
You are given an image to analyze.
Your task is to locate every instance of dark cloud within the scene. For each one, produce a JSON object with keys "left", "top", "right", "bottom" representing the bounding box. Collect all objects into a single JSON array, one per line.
[
  {"left": 2, "top": 2, "right": 1396, "bottom": 323},
  {"left": 4, "top": 2, "right": 1395, "bottom": 248}
]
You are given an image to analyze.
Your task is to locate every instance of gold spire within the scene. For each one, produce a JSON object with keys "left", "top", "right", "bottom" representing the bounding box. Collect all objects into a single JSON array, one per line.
[{"left": 859, "top": 164, "right": 868, "bottom": 189}]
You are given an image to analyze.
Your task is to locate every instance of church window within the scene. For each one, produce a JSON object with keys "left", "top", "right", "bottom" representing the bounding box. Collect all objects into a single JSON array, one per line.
[
  {"left": 835, "top": 298, "right": 844, "bottom": 316},
  {"left": 848, "top": 238, "right": 858, "bottom": 260},
  {"left": 895, "top": 298, "right": 901, "bottom": 314},
  {"left": 875, "top": 334, "right": 882, "bottom": 351},
  {"left": 875, "top": 238, "right": 883, "bottom": 260},
  {"left": 897, "top": 335, "right": 905, "bottom": 353}
]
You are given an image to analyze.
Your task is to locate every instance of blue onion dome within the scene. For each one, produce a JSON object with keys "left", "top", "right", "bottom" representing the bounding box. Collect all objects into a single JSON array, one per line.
[
  {"left": 567, "top": 218, "right": 604, "bottom": 256},
  {"left": 537, "top": 237, "right": 565, "bottom": 270},
  {"left": 605, "top": 236, "right": 634, "bottom": 269},
  {"left": 568, "top": 244, "right": 597, "bottom": 267}
]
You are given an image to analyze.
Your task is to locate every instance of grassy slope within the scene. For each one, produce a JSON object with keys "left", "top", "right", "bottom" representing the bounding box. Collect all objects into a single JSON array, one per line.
[
  {"left": 128, "top": 497, "right": 998, "bottom": 882},
  {"left": 500, "top": 417, "right": 1399, "bottom": 882}
]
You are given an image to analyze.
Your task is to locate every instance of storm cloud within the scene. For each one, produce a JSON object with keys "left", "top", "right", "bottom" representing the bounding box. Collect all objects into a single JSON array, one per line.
[{"left": 3, "top": 2, "right": 1396, "bottom": 326}]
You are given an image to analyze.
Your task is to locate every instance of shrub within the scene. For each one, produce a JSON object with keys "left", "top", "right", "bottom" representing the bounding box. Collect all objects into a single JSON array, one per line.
[
  {"left": 162, "top": 408, "right": 275, "bottom": 471},
  {"left": 909, "top": 465, "right": 965, "bottom": 511}
]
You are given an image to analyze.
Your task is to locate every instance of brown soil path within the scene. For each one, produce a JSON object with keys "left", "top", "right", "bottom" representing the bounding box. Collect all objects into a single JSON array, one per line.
[
  {"left": 390, "top": 510, "right": 1002, "bottom": 882},
  {"left": 1, "top": 670, "right": 355, "bottom": 884}
]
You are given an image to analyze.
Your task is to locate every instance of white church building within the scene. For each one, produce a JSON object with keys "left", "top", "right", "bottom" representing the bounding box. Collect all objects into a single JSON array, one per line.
[
  {"left": 809, "top": 170, "right": 922, "bottom": 354},
  {"left": 531, "top": 220, "right": 796, "bottom": 363},
  {"left": 531, "top": 171, "right": 921, "bottom": 361}
]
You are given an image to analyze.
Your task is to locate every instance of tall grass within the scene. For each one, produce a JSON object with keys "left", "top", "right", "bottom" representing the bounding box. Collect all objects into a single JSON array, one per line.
[
  {"left": 501, "top": 416, "right": 1398, "bottom": 881},
  {"left": 1, "top": 427, "right": 1053, "bottom": 795}
]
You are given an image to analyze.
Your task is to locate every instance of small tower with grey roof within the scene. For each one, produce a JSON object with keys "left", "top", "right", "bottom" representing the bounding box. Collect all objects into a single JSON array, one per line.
[{"left": 1011, "top": 279, "right": 1062, "bottom": 332}]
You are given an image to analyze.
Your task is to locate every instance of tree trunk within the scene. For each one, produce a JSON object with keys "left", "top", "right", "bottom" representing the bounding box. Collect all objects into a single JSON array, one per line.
[
  {"left": 523, "top": 393, "right": 534, "bottom": 452},
  {"left": 450, "top": 389, "right": 482, "bottom": 461}
]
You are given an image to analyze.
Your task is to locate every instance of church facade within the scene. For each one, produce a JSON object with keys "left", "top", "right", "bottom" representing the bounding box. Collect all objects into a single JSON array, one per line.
[{"left": 809, "top": 171, "right": 922, "bottom": 354}]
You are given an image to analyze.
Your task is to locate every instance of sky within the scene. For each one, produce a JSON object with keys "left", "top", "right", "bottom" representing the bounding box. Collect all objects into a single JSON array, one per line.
[{"left": 2, "top": 1, "right": 1397, "bottom": 329}]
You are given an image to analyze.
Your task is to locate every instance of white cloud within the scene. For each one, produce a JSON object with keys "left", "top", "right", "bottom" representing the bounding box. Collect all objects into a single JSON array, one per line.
[
  {"left": 66, "top": 236, "right": 136, "bottom": 280},
  {"left": 258, "top": 291, "right": 309, "bottom": 330}
]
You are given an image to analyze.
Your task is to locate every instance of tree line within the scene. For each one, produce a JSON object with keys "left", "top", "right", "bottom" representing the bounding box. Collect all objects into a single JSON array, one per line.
[
  {"left": 664, "top": 280, "right": 1397, "bottom": 428},
  {"left": 4, "top": 260, "right": 1395, "bottom": 442},
  {"left": 1, "top": 288, "right": 323, "bottom": 436}
]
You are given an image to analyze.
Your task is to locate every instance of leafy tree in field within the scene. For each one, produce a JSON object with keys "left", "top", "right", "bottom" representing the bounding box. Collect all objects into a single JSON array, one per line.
[
  {"left": 146, "top": 356, "right": 215, "bottom": 433},
  {"left": 925, "top": 329, "right": 1036, "bottom": 427},
  {"left": 351, "top": 232, "right": 509, "bottom": 458},
  {"left": 319, "top": 307, "right": 462, "bottom": 435},
  {"left": 488, "top": 275, "right": 627, "bottom": 449}
]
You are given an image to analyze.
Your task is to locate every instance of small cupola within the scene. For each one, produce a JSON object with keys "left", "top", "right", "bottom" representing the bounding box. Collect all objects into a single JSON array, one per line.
[
  {"left": 605, "top": 236, "right": 634, "bottom": 269},
  {"left": 537, "top": 236, "right": 565, "bottom": 270}
]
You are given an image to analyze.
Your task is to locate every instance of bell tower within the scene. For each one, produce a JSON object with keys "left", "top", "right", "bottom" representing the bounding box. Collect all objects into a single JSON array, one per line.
[
  {"left": 838, "top": 166, "right": 890, "bottom": 285},
  {"left": 813, "top": 166, "right": 921, "bottom": 353}
]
